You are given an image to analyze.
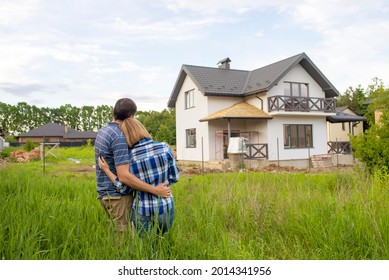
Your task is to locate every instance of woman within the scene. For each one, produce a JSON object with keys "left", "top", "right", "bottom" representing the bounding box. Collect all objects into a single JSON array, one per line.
[{"left": 98, "top": 117, "right": 179, "bottom": 235}]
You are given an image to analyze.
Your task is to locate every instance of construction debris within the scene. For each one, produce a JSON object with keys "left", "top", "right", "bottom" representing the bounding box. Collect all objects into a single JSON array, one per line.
[{"left": 10, "top": 148, "right": 40, "bottom": 163}]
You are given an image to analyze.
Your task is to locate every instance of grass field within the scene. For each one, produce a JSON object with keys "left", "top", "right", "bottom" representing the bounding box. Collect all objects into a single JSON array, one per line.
[{"left": 0, "top": 146, "right": 388, "bottom": 260}]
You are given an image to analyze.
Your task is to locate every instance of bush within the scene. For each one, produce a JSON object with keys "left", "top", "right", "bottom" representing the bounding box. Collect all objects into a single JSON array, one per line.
[
  {"left": 0, "top": 149, "right": 10, "bottom": 159},
  {"left": 23, "top": 140, "right": 38, "bottom": 152},
  {"left": 5, "top": 135, "right": 17, "bottom": 143},
  {"left": 350, "top": 113, "right": 389, "bottom": 172}
]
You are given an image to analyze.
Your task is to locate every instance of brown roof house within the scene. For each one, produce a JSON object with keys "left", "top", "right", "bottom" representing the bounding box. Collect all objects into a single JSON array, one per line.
[{"left": 18, "top": 123, "right": 97, "bottom": 143}]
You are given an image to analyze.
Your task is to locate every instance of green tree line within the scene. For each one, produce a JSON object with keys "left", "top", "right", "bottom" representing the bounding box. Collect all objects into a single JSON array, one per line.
[
  {"left": 0, "top": 102, "right": 176, "bottom": 145},
  {"left": 0, "top": 102, "right": 113, "bottom": 134}
]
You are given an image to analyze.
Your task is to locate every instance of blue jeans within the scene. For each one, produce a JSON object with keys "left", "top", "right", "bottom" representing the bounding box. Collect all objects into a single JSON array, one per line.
[{"left": 132, "top": 205, "right": 174, "bottom": 236}]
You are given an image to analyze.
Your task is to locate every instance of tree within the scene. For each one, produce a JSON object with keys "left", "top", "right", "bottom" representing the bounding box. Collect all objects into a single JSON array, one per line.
[
  {"left": 79, "top": 106, "right": 96, "bottom": 131},
  {"left": 350, "top": 79, "right": 389, "bottom": 172},
  {"left": 155, "top": 124, "right": 172, "bottom": 143},
  {"left": 365, "top": 78, "right": 389, "bottom": 125},
  {"left": 0, "top": 102, "right": 12, "bottom": 135},
  {"left": 336, "top": 85, "right": 367, "bottom": 116},
  {"left": 95, "top": 105, "right": 113, "bottom": 130},
  {"left": 350, "top": 114, "right": 389, "bottom": 172},
  {"left": 59, "top": 104, "right": 81, "bottom": 130},
  {"left": 137, "top": 108, "right": 176, "bottom": 145}
]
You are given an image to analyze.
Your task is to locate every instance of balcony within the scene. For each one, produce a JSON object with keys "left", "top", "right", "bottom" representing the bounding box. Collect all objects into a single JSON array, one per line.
[{"left": 268, "top": 96, "right": 336, "bottom": 113}]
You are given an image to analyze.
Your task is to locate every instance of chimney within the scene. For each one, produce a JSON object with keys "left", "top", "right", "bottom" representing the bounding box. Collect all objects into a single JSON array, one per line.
[
  {"left": 217, "top": 57, "right": 231, "bottom": 69},
  {"left": 64, "top": 125, "right": 69, "bottom": 134}
]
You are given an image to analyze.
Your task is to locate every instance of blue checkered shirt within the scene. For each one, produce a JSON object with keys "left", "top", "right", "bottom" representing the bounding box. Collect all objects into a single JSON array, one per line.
[{"left": 129, "top": 138, "right": 179, "bottom": 216}]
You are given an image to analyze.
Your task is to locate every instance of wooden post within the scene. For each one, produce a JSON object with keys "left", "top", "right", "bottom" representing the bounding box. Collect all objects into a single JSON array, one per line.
[
  {"left": 201, "top": 137, "right": 204, "bottom": 175},
  {"left": 42, "top": 137, "right": 46, "bottom": 174}
]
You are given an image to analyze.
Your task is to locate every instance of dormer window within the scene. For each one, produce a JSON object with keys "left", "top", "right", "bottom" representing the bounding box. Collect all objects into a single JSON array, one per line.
[{"left": 185, "top": 89, "right": 195, "bottom": 109}]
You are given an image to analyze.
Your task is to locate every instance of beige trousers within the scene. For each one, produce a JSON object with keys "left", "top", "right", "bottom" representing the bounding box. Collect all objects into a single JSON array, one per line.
[{"left": 100, "top": 194, "right": 134, "bottom": 235}]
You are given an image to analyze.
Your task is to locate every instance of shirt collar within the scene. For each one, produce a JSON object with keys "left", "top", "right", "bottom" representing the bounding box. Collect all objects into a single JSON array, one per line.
[{"left": 134, "top": 138, "right": 152, "bottom": 147}]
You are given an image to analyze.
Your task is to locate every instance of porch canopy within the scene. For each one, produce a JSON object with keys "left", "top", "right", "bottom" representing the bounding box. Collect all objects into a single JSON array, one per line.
[
  {"left": 200, "top": 101, "right": 272, "bottom": 122},
  {"left": 200, "top": 101, "right": 273, "bottom": 140},
  {"left": 326, "top": 111, "right": 366, "bottom": 123}
]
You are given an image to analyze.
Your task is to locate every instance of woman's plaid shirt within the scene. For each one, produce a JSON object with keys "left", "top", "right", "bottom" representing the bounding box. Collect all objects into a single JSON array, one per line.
[{"left": 129, "top": 138, "right": 179, "bottom": 216}]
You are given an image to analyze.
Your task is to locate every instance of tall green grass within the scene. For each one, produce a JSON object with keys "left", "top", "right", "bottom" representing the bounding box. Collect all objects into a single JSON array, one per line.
[{"left": 0, "top": 147, "right": 388, "bottom": 259}]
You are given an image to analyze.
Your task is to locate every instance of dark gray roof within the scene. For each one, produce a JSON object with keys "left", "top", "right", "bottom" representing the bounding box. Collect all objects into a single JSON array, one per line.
[
  {"left": 245, "top": 53, "right": 304, "bottom": 95},
  {"left": 168, "top": 52, "right": 339, "bottom": 108},
  {"left": 185, "top": 65, "right": 250, "bottom": 96},
  {"left": 18, "top": 123, "right": 76, "bottom": 137},
  {"left": 327, "top": 109, "right": 366, "bottom": 123},
  {"left": 18, "top": 123, "right": 97, "bottom": 139},
  {"left": 64, "top": 131, "right": 98, "bottom": 139}
]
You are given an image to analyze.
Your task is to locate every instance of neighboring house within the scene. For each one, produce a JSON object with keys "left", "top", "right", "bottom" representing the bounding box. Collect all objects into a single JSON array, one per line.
[
  {"left": 18, "top": 123, "right": 97, "bottom": 143},
  {"left": 168, "top": 53, "right": 341, "bottom": 168},
  {"left": 326, "top": 107, "right": 365, "bottom": 154}
]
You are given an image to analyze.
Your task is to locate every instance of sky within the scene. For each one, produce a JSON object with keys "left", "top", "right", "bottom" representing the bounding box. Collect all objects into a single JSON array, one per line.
[{"left": 1, "top": 0, "right": 388, "bottom": 112}]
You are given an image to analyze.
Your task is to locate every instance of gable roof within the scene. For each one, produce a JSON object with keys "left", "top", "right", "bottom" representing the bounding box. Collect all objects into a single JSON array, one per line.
[
  {"left": 200, "top": 101, "right": 273, "bottom": 122},
  {"left": 168, "top": 52, "right": 339, "bottom": 108},
  {"left": 18, "top": 123, "right": 97, "bottom": 139}
]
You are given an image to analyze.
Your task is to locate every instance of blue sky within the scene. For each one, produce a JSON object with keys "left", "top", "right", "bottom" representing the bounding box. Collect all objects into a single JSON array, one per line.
[{"left": 1, "top": 0, "right": 388, "bottom": 111}]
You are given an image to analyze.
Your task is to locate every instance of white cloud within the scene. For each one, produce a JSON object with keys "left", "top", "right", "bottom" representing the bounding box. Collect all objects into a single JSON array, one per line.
[
  {"left": 160, "top": 0, "right": 270, "bottom": 14},
  {"left": 108, "top": 15, "right": 234, "bottom": 42},
  {"left": 90, "top": 61, "right": 140, "bottom": 74},
  {"left": 46, "top": 44, "right": 98, "bottom": 63},
  {"left": 0, "top": 0, "right": 41, "bottom": 26},
  {"left": 0, "top": 44, "right": 44, "bottom": 83},
  {"left": 1, "top": 0, "right": 388, "bottom": 110}
]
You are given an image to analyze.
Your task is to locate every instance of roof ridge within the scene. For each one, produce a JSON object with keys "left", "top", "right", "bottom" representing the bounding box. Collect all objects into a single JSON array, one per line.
[
  {"left": 251, "top": 52, "right": 305, "bottom": 72},
  {"left": 184, "top": 64, "right": 249, "bottom": 73}
]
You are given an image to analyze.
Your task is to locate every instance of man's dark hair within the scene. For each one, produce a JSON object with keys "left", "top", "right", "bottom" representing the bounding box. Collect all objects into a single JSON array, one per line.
[{"left": 113, "top": 98, "right": 137, "bottom": 120}]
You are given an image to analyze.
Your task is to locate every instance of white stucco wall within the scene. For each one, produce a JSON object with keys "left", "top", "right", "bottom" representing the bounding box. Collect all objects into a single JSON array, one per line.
[
  {"left": 268, "top": 64, "right": 325, "bottom": 98},
  {"left": 175, "top": 76, "right": 210, "bottom": 161},
  {"left": 267, "top": 115, "right": 328, "bottom": 161}
]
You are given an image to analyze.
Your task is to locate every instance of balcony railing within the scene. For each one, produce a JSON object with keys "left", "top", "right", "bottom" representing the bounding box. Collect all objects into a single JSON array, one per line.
[
  {"left": 327, "top": 141, "right": 352, "bottom": 154},
  {"left": 244, "top": 143, "right": 268, "bottom": 159},
  {"left": 268, "top": 96, "right": 336, "bottom": 112}
]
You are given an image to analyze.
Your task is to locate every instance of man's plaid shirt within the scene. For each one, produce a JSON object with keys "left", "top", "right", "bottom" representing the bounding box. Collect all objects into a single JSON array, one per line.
[{"left": 129, "top": 138, "right": 179, "bottom": 216}]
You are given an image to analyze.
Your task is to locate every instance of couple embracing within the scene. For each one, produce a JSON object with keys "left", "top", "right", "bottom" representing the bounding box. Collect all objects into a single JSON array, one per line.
[{"left": 94, "top": 98, "right": 179, "bottom": 238}]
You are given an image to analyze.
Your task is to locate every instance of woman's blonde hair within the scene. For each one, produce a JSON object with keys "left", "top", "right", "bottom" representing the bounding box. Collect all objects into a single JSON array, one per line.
[{"left": 120, "top": 118, "right": 151, "bottom": 147}]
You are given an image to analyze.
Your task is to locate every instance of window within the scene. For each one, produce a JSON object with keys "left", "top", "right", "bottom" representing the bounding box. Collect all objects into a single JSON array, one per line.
[
  {"left": 284, "top": 82, "right": 309, "bottom": 97},
  {"left": 186, "top": 128, "right": 196, "bottom": 148},
  {"left": 284, "top": 82, "right": 309, "bottom": 111},
  {"left": 185, "top": 89, "right": 195, "bottom": 109},
  {"left": 284, "top": 124, "right": 313, "bottom": 148}
]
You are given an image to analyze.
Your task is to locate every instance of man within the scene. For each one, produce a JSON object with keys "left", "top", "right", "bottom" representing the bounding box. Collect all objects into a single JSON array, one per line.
[{"left": 94, "top": 98, "right": 170, "bottom": 236}]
